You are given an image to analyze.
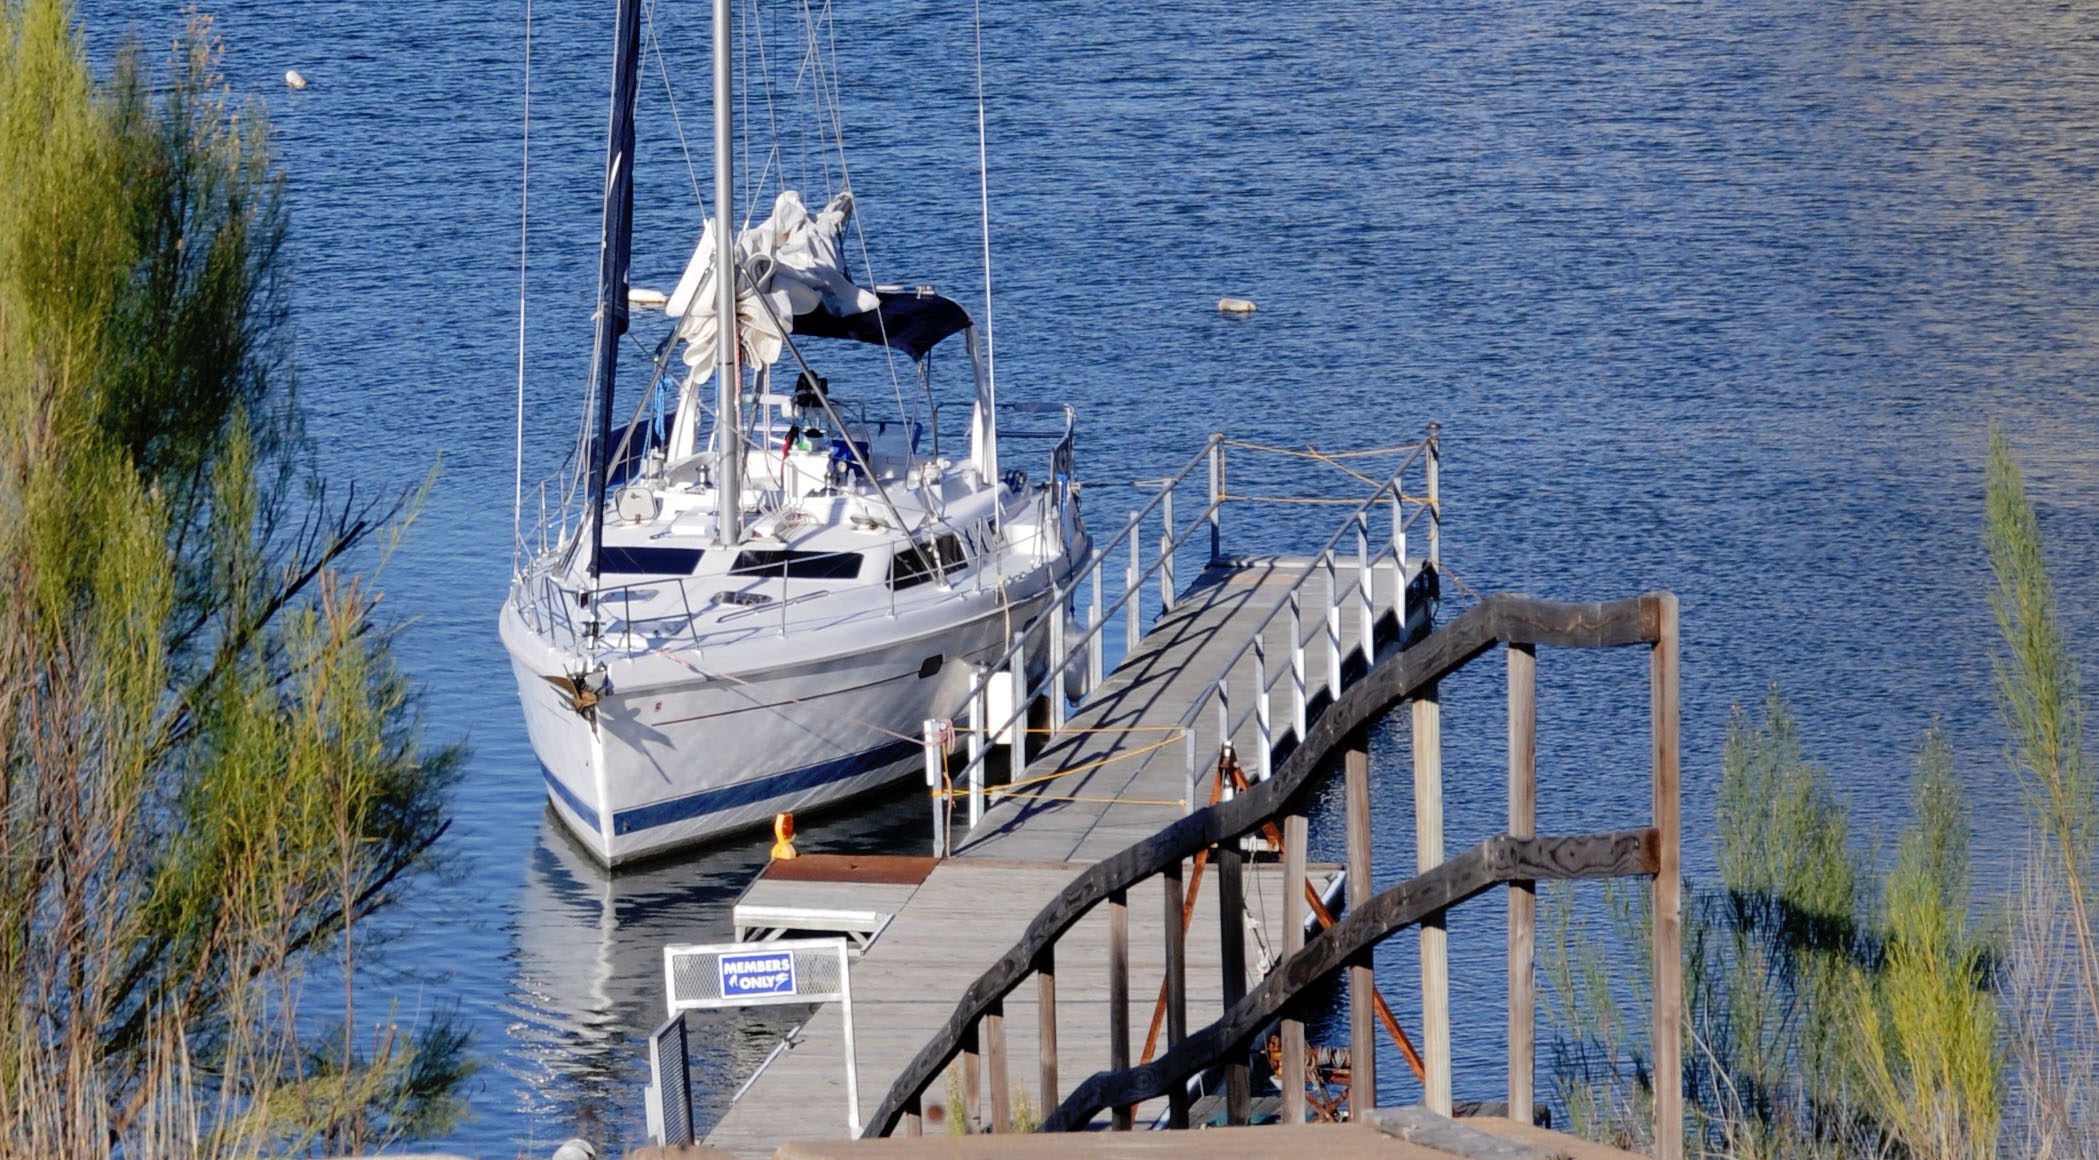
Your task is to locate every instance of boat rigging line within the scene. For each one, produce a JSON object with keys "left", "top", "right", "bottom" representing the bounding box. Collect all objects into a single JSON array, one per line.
[
  {"left": 513, "top": 0, "right": 534, "bottom": 577},
  {"left": 972, "top": 0, "right": 999, "bottom": 489}
]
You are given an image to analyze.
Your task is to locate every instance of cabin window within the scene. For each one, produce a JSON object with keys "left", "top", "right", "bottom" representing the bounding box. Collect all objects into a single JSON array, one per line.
[
  {"left": 728, "top": 548, "right": 865, "bottom": 580},
  {"left": 888, "top": 533, "right": 967, "bottom": 591},
  {"left": 601, "top": 546, "right": 706, "bottom": 575}
]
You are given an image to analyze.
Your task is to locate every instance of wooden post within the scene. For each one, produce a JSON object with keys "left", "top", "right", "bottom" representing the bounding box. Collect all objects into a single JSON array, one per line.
[
  {"left": 1324, "top": 549, "right": 1343, "bottom": 697},
  {"left": 1161, "top": 488, "right": 1177, "bottom": 613},
  {"left": 1356, "top": 510, "right": 1373, "bottom": 665},
  {"left": 961, "top": 1021, "right": 982, "bottom": 1133},
  {"left": 1345, "top": 745, "right": 1377, "bottom": 1114},
  {"left": 1036, "top": 947, "right": 1058, "bottom": 1115},
  {"left": 1089, "top": 567, "right": 1104, "bottom": 693},
  {"left": 1125, "top": 510, "right": 1141, "bottom": 652},
  {"left": 1289, "top": 591, "right": 1308, "bottom": 742},
  {"left": 1109, "top": 888, "right": 1132, "bottom": 1131},
  {"left": 1282, "top": 809, "right": 1309, "bottom": 1126},
  {"left": 903, "top": 1093, "right": 922, "bottom": 1137},
  {"left": 1254, "top": 638, "right": 1273, "bottom": 783},
  {"left": 1415, "top": 684, "right": 1451, "bottom": 1116},
  {"left": 1507, "top": 643, "right": 1537, "bottom": 1126},
  {"left": 1163, "top": 859, "right": 1189, "bottom": 1128},
  {"left": 1652, "top": 594, "right": 1683, "bottom": 1160},
  {"left": 986, "top": 997, "right": 1010, "bottom": 1133},
  {"left": 1048, "top": 588, "right": 1067, "bottom": 733},
  {"left": 1426, "top": 422, "right": 1441, "bottom": 568},
  {"left": 1208, "top": 434, "right": 1224, "bottom": 562},
  {"left": 1218, "top": 840, "right": 1250, "bottom": 1124}
]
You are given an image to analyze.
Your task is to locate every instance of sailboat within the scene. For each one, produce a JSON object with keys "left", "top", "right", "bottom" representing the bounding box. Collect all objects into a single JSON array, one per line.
[{"left": 500, "top": 0, "right": 1087, "bottom": 866}]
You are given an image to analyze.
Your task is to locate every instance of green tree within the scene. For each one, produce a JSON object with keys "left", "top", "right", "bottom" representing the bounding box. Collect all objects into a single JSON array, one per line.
[{"left": 0, "top": 3, "right": 463, "bottom": 1155}]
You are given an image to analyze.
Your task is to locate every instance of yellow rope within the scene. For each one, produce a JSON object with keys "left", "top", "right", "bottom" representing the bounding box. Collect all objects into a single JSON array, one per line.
[{"left": 1000, "top": 732, "right": 1185, "bottom": 791}]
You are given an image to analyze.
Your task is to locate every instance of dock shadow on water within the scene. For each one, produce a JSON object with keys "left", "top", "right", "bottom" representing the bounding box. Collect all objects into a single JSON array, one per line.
[{"left": 503, "top": 784, "right": 929, "bottom": 1153}]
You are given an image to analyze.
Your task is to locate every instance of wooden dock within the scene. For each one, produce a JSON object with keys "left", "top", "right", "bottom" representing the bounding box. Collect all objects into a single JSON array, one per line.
[
  {"left": 959, "top": 555, "right": 1417, "bottom": 865},
  {"left": 685, "top": 433, "right": 1684, "bottom": 1160},
  {"left": 707, "top": 555, "right": 1392, "bottom": 1155}
]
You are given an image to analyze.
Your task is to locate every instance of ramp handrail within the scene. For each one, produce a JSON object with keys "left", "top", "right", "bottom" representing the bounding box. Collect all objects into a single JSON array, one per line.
[{"left": 867, "top": 591, "right": 1682, "bottom": 1143}]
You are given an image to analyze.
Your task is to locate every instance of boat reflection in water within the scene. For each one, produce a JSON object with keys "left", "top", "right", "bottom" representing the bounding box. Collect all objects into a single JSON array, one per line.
[{"left": 504, "top": 787, "right": 928, "bottom": 1151}]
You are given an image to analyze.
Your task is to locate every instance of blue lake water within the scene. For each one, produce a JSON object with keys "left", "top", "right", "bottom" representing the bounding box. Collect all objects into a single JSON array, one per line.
[{"left": 76, "top": 0, "right": 2099, "bottom": 1153}]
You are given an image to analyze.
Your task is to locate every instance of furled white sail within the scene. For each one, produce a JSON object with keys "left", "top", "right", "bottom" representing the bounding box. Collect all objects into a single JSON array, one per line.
[{"left": 666, "top": 190, "right": 879, "bottom": 382}]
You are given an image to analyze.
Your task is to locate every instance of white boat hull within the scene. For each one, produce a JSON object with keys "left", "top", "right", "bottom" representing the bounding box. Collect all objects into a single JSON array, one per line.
[{"left": 502, "top": 584, "right": 1058, "bottom": 866}]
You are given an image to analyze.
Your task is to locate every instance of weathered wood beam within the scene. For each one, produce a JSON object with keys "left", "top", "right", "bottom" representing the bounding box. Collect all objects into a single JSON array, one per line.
[
  {"left": 1651, "top": 594, "right": 1683, "bottom": 1160},
  {"left": 1035, "top": 947, "right": 1057, "bottom": 1115},
  {"left": 1507, "top": 642, "right": 1537, "bottom": 1127},
  {"left": 1108, "top": 889, "right": 1131, "bottom": 1131},
  {"left": 1416, "top": 687, "right": 1450, "bottom": 1116},
  {"left": 1347, "top": 746, "right": 1377, "bottom": 1115},
  {"left": 1281, "top": 810, "right": 1308, "bottom": 1126},
  {"left": 1041, "top": 829, "right": 1658, "bottom": 1131}
]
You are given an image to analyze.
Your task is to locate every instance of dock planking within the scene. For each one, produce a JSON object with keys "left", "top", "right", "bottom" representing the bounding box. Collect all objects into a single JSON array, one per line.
[
  {"left": 961, "top": 554, "right": 1422, "bottom": 864},
  {"left": 705, "top": 554, "right": 1418, "bottom": 1156}
]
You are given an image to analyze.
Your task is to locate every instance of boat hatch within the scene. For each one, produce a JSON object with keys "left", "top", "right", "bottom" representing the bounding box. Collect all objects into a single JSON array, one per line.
[
  {"left": 602, "top": 545, "right": 706, "bottom": 575},
  {"left": 728, "top": 548, "right": 866, "bottom": 580}
]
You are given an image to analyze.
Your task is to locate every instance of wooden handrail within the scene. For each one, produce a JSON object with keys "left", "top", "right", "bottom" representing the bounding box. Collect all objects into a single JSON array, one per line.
[
  {"left": 1039, "top": 829, "right": 1659, "bottom": 1130},
  {"left": 864, "top": 592, "right": 1667, "bottom": 1137}
]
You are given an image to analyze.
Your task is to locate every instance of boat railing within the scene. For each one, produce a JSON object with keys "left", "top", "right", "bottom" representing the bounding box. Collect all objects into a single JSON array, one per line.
[{"left": 926, "top": 425, "right": 1441, "bottom": 848}]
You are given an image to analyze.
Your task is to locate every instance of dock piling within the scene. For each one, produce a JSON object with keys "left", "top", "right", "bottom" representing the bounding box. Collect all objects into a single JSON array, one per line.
[
  {"left": 1281, "top": 809, "right": 1308, "bottom": 1126},
  {"left": 1218, "top": 839, "right": 1250, "bottom": 1124},
  {"left": 1035, "top": 947, "right": 1059, "bottom": 1114},
  {"left": 1108, "top": 889, "right": 1131, "bottom": 1131},
  {"left": 1162, "top": 859, "right": 1189, "bottom": 1129},
  {"left": 1652, "top": 594, "right": 1683, "bottom": 1159},
  {"left": 1415, "top": 685, "right": 1451, "bottom": 1116},
  {"left": 1507, "top": 642, "right": 1538, "bottom": 1127},
  {"left": 985, "top": 997, "right": 1009, "bottom": 1133},
  {"left": 1345, "top": 746, "right": 1377, "bottom": 1116}
]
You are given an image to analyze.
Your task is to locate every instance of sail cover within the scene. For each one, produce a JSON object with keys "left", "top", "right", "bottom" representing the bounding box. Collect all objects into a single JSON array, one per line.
[{"left": 665, "top": 190, "right": 971, "bottom": 379}]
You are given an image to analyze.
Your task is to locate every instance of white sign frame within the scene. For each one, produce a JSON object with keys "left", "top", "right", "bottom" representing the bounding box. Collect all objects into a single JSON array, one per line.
[{"left": 663, "top": 936, "right": 861, "bottom": 1136}]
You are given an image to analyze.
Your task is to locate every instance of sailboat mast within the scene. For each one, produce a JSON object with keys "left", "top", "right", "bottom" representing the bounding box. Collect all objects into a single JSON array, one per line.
[
  {"left": 711, "top": 0, "right": 743, "bottom": 548},
  {"left": 586, "top": 0, "right": 643, "bottom": 586}
]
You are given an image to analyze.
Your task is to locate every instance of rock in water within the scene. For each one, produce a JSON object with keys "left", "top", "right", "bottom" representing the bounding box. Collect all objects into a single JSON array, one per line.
[{"left": 284, "top": 69, "right": 308, "bottom": 90}]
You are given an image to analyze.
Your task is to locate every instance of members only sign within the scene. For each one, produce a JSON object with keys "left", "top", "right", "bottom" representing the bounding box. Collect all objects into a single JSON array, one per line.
[
  {"left": 718, "top": 950, "right": 797, "bottom": 998},
  {"left": 665, "top": 938, "right": 856, "bottom": 1135}
]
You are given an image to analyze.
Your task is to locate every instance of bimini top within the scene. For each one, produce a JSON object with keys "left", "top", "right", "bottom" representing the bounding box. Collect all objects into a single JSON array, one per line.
[
  {"left": 667, "top": 190, "right": 972, "bottom": 378},
  {"left": 793, "top": 288, "right": 971, "bottom": 363}
]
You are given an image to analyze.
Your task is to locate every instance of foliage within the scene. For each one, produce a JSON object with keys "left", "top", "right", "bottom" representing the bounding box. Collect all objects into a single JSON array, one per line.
[
  {"left": 0, "top": 2, "right": 463, "bottom": 1155},
  {"left": 1542, "top": 425, "right": 2099, "bottom": 1159},
  {"left": 1847, "top": 727, "right": 1999, "bottom": 1159},
  {"left": 1989, "top": 423, "right": 2099, "bottom": 1157}
]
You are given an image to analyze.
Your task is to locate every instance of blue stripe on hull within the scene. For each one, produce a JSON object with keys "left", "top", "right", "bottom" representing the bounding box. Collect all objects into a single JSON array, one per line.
[
  {"left": 611, "top": 737, "right": 923, "bottom": 835},
  {"left": 541, "top": 765, "right": 603, "bottom": 834}
]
